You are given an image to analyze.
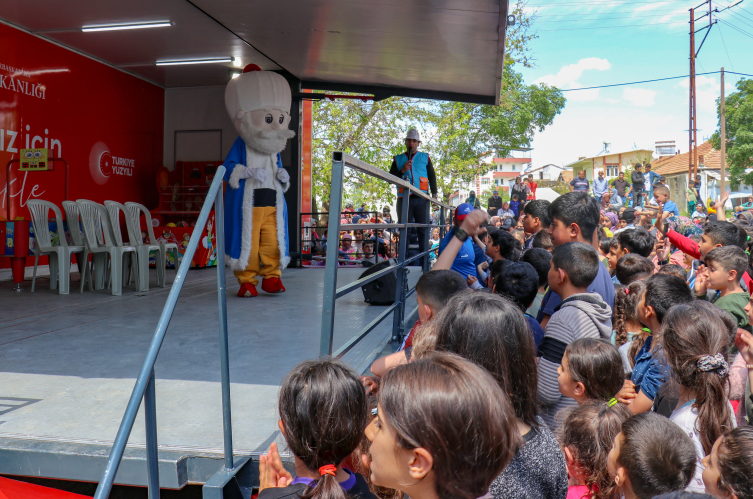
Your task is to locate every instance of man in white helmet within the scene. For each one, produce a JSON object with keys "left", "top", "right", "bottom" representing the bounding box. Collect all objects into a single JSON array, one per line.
[
  {"left": 222, "top": 64, "right": 293, "bottom": 297},
  {"left": 389, "top": 128, "right": 438, "bottom": 260}
]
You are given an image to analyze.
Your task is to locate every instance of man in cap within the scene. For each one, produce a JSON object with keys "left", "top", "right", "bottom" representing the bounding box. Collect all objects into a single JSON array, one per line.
[
  {"left": 437, "top": 203, "right": 480, "bottom": 282},
  {"left": 487, "top": 190, "right": 503, "bottom": 217},
  {"left": 222, "top": 64, "right": 293, "bottom": 298},
  {"left": 389, "top": 129, "right": 438, "bottom": 261}
]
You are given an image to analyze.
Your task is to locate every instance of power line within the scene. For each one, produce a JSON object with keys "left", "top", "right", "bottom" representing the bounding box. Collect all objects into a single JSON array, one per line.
[
  {"left": 556, "top": 70, "right": 753, "bottom": 92},
  {"left": 536, "top": 8, "right": 690, "bottom": 17},
  {"left": 717, "top": 23, "right": 735, "bottom": 70},
  {"left": 528, "top": 0, "right": 687, "bottom": 6},
  {"left": 536, "top": 20, "right": 686, "bottom": 31},
  {"left": 723, "top": 8, "right": 753, "bottom": 29},
  {"left": 718, "top": 18, "right": 753, "bottom": 38},
  {"left": 532, "top": 12, "right": 688, "bottom": 23}
]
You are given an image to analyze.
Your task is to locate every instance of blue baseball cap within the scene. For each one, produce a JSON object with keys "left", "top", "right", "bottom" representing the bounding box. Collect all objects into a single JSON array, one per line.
[{"left": 455, "top": 203, "right": 474, "bottom": 221}]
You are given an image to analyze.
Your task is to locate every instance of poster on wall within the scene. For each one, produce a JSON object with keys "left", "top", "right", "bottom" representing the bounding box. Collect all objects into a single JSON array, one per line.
[{"left": 0, "top": 22, "right": 164, "bottom": 224}]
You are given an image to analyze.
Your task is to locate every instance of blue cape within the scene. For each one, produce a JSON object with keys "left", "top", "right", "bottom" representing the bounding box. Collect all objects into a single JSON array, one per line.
[{"left": 222, "top": 136, "right": 290, "bottom": 263}]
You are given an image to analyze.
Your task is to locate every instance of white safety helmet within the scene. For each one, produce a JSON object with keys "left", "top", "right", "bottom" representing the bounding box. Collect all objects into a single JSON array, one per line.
[{"left": 405, "top": 129, "right": 421, "bottom": 142}]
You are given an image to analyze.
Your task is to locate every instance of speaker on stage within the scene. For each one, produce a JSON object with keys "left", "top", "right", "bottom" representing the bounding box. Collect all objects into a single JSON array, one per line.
[{"left": 360, "top": 260, "right": 397, "bottom": 305}]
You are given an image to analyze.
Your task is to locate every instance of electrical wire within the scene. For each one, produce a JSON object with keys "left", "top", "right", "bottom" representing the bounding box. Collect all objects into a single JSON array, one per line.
[
  {"left": 536, "top": 20, "right": 686, "bottom": 31},
  {"left": 718, "top": 18, "right": 753, "bottom": 38},
  {"left": 528, "top": 0, "right": 688, "bottom": 6},
  {"left": 729, "top": 7, "right": 753, "bottom": 24},
  {"left": 536, "top": 8, "right": 690, "bottom": 17},
  {"left": 724, "top": 9, "right": 753, "bottom": 29},
  {"left": 717, "top": 23, "right": 735, "bottom": 70},
  {"left": 532, "top": 12, "right": 687, "bottom": 23},
  {"left": 557, "top": 70, "right": 753, "bottom": 92}
]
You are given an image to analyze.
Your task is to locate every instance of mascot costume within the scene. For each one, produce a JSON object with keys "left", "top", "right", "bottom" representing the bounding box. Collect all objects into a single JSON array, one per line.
[{"left": 222, "top": 64, "right": 293, "bottom": 297}]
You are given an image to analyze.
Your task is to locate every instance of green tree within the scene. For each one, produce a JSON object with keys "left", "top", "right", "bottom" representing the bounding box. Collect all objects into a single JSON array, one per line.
[
  {"left": 427, "top": 63, "right": 564, "bottom": 203},
  {"left": 310, "top": 0, "right": 565, "bottom": 209},
  {"left": 710, "top": 78, "right": 753, "bottom": 187}
]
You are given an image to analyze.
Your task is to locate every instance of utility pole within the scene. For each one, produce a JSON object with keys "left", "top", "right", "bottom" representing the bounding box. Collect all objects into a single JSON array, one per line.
[
  {"left": 689, "top": 0, "right": 717, "bottom": 182},
  {"left": 721, "top": 67, "right": 726, "bottom": 195},
  {"left": 689, "top": 7, "right": 696, "bottom": 183}
]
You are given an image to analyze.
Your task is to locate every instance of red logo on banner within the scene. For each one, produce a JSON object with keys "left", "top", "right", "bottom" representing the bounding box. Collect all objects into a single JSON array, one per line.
[{"left": 100, "top": 151, "right": 113, "bottom": 177}]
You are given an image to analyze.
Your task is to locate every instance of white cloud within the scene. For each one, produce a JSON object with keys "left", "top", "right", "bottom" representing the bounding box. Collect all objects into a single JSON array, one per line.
[
  {"left": 634, "top": 2, "right": 669, "bottom": 12},
  {"left": 527, "top": 104, "right": 687, "bottom": 169},
  {"left": 534, "top": 58, "right": 611, "bottom": 101},
  {"left": 623, "top": 87, "right": 657, "bottom": 107},
  {"left": 534, "top": 57, "right": 611, "bottom": 88},
  {"left": 675, "top": 75, "right": 721, "bottom": 114}
]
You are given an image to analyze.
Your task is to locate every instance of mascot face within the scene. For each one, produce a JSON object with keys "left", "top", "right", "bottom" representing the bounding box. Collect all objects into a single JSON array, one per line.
[
  {"left": 247, "top": 109, "right": 291, "bottom": 131},
  {"left": 225, "top": 65, "right": 295, "bottom": 155}
]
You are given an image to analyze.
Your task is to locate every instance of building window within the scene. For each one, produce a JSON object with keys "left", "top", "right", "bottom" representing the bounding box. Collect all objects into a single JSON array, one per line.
[
  {"left": 512, "top": 165, "right": 516, "bottom": 171},
  {"left": 482, "top": 178, "right": 489, "bottom": 185},
  {"left": 606, "top": 166, "right": 618, "bottom": 177},
  {"left": 495, "top": 179, "right": 499, "bottom": 186}
]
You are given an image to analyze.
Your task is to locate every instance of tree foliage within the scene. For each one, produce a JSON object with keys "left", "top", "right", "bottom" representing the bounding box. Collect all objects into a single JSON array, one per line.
[
  {"left": 310, "top": 0, "right": 565, "bottom": 209},
  {"left": 710, "top": 78, "right": 753, "bottom": 187}
]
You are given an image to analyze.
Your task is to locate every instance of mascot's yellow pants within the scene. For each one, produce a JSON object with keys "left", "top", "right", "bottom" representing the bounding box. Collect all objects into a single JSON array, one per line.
[{"left": 233, "top": 206, "right": 281, "bottom": 285}]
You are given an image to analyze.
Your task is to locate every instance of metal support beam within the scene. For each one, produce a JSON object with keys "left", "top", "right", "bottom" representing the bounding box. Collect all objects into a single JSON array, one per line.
[
  {"left": 320, "top": 153, "right": 345, "bottom": 357},
  {"left": 214, "top": 187, "right": 233, "bottom": 470},
  {"left": 144, "top": 370, "right": 160, "bottom": 499},
  {"left": 392, "top": 193, "right": 410, "bottom": 343}
]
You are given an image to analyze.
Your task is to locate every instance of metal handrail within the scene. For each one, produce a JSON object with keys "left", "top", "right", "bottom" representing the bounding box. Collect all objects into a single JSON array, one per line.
[
  {"left": 320, "top": 152, "right": 452, "bottom": 357},
  {"left": 93, "top": 165, "right": 231, "bottom": 499}
]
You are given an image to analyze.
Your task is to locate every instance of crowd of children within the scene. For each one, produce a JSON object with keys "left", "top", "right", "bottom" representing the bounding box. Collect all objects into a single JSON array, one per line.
[{"left": 258, "top": 189, "right": 753, "bottom": 499}]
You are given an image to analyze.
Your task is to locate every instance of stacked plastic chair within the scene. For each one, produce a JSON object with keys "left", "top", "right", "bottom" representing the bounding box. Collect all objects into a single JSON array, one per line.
[
  {"left": 27, "top": 200, "right": 85, "bottom": 295},
  {"left": 106, "top": 200, "right": 162, "bottom": 292},
  {"left": 125, "top": 202, "right": 180, "bottom": 285},
  {"left": 76, "top": 199, "right": 137, "bottom": 296}
]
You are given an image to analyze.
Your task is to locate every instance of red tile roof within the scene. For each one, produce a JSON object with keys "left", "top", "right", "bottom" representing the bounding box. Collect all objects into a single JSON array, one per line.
[{"left": 653, "top": 141, "right": 723, "bottom": 176}]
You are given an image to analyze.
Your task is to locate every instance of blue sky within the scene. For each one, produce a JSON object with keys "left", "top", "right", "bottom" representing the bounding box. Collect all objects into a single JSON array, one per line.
[{"left": 517, "top": 0, "right": 753, "bottom": 167}]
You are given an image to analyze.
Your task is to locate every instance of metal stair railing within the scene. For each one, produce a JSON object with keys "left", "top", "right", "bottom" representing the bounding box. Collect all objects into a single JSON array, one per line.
[
  {"left": 93, "top": 165, "right": 232, "bottom": 499},
  {"left": 320, "top": 152, "right": 453, "bottom": 357}
]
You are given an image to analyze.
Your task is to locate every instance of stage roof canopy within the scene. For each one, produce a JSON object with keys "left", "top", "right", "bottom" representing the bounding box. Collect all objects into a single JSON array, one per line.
[{"left": 0, "top": 0, "right": 509, "bottom": 104}]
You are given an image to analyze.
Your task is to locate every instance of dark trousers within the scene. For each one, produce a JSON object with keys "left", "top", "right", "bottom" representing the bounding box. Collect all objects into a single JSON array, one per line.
[
  {"left": 632, "top": 189, "right": 643, "bottom": 208},
  {"left": 396, "top": 195, "right": 429, "bottom": 255}
]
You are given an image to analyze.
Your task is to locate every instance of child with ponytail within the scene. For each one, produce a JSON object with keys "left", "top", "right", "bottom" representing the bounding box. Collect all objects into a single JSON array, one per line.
[
  {"left": 661, "top": 301, "right": 738, "bottom": 493},
  {"left": 559, "top": 400, "right": 632, "bottom": 499},
  {"left": 258, "top": 359, "right": 378, "bottom": 499},
  {"left": 612, "top": 280, "right": 647, "bottom": 376}
]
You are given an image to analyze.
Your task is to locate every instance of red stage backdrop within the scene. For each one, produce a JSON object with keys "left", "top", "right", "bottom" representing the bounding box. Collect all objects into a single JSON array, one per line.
[{"left": 0, "top": 22, "right": 164, "bottom": 225}]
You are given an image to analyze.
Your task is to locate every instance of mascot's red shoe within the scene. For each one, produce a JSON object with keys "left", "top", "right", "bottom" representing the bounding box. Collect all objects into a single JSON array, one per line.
[
  {"left": 237, "top": 283, "right": 258, "bottom": 297},
  {"left": 261, "top": 277, "right": 286, "bottom": 294}
]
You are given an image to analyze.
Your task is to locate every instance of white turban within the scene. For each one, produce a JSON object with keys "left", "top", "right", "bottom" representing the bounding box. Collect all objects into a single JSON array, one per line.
[{"left": 224, "top": 66, "right": 291, "bottom": 119}]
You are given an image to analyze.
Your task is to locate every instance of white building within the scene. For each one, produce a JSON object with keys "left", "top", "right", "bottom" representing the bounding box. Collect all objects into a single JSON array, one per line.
[
  {"left": 449, "top": 157, "right": 531, "bottom": 206},
  {"left": 525, "top": 163, "right": 567, "bottom": 181}
]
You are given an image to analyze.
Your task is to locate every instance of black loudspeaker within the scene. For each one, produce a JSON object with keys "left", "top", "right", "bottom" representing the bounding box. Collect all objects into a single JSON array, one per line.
[{"left": 360, "top": 260, "right": 397, "bottom": 305}]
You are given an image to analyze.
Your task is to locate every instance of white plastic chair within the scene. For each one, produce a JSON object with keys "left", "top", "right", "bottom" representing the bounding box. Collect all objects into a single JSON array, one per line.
[
  {"left": 106, "top": 200, "right": 159, "bottom": 292},
  {"left": 27, "top": 200, "right": 85, "bottom": 295},
  {"left": 76, "top": 199, "right": 137, "bottom": 296},
  {"left": 125, "top": 202, "right": 179, "bottom": 286},
  {"left": 62, "top": 201, "right": 92, "bottom": 290}
]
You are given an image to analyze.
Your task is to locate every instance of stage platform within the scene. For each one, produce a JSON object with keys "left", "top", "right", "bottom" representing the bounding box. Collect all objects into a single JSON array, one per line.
[{"left": 0, "top": 266, "right": 420, "bottom": 489}]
